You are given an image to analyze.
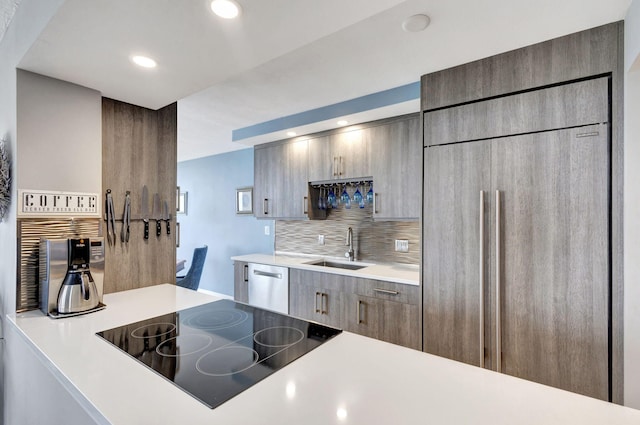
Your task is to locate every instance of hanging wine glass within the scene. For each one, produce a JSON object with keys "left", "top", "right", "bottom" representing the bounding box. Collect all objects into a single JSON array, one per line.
[
  {"left": 328, "top": 187, "right": 337, "bottom": 209},
  {"left": 366, "top": 182, "right": 374, "bottom": 204},
  {"left": 353, "top": 184, "right": 364, "bottom": 208},
  {"left": 341, "top": 184, "right": 351, "bottom": 209}
]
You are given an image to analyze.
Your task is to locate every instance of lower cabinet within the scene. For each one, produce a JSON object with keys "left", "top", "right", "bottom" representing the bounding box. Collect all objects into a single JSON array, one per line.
[
  {"left": 344, "top": 293, "right": 420, "bottom": 350},
  {"left": 289, "top": 268, "right": 420, "bottom": 350},
  {"left": 289, "top": 281, "right": 343, "bottom": 329},
  {"left": 233, "top": 261, "right": 249, "bottom": 303}
]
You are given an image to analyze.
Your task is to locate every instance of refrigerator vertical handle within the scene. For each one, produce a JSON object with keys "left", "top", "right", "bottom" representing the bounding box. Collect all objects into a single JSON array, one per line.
[
  {"left": 496, "top": 190, "right": 502, "bottom": 373},
  {"left": 479, "top": 190, "right": 485, "bottom": 368}
]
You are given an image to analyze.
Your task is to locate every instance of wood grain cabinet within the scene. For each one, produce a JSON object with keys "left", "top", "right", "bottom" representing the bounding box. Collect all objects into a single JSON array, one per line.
[
  {"left": 254, "top": 139, "right": 310, "bottom": 219},
  {"left": 289, "top": 269, "right": 343, "bottom": 328},
  {"left": 233, "top": 261, "right": 249, "bottom": 303},
  {"left": 366, "top": 115, "right": 421, "bottom": 220},
  {"left": 344, "top": 277, "right": 421, "bottom": 350},
  {"left": 308, "top": 130, "right": 370, "bottom": 181},
  {"left": 423, "top": 77, "right": 610, "bottom": 400},
  {"left": 289, "top": 268, "right": 420, "bottom": 350}
]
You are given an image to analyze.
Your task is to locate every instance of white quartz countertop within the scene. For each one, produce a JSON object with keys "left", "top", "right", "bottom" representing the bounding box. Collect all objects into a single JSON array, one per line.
[
  {"left": 7, "top": 284, "right": 640, "bottom": 425},
  {"left": 231, "top": 253, "right": 420, "bottom": 285}
]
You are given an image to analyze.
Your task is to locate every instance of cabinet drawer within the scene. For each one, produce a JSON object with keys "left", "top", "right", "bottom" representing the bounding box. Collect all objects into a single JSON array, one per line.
[
  {"left": 424, "top": 77, "right": 608, "bottom": 146},
  {"left": 354, "top": 279, "right": 419, "bottom": 305}
]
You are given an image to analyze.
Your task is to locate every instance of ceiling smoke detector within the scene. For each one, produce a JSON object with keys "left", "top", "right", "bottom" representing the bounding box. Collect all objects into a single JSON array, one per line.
[
  {"left": 402, "top": 14, "right": 431, "bottom": 32},
  {"left": 210, "top": 0, "right": 242, "bottom": 19}
]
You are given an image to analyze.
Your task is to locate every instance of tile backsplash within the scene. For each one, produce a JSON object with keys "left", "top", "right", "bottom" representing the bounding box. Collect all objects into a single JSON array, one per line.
[{"left": 275, "top": 203, "right": 420, "bottom": 264}]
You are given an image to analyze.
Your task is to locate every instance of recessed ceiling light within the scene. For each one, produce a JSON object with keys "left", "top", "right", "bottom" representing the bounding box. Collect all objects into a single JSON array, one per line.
[
  {"left": 210, "top": 0, "right": 241, "bottom": 19},
  {"left": 131, "top": 55, "right": 157, "bottom": 68},
  {"left": 337, "top": 120, "right": 348, "bottom": 126},
  {"left": 402, "top": 14, "right": 431, "bottom": 32},
  {"left": 287, "top": 131, "right": 297, "bottom": 137}
]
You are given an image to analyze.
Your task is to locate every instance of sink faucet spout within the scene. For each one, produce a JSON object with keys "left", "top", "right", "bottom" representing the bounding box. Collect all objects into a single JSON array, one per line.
[{"left": 345, "top": 227, "right": 355, "bottom": 262}]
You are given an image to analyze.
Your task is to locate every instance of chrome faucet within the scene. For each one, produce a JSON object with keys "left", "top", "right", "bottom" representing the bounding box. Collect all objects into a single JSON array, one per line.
[{"left": 345, "top": 227, "right": 355, "bottom": 262}]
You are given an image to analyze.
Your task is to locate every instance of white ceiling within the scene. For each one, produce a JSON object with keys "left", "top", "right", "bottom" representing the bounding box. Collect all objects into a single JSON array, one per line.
[{"left": 14, "top": 0, "right": 631, "bottom": 161}]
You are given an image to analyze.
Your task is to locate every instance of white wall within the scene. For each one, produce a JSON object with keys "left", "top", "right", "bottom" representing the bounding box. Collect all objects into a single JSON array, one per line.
[
  {"left": 625, "top": 0, "right": 640, "bottom": 409},
  {"left": 0, "top": 0, "right": 66, "bottom": 422},
  {"left": 0, "top": 1, "right": 103, "bottom": 422},
  {"left": 16, "top": 70, "right": 102, "bottom": 194}
]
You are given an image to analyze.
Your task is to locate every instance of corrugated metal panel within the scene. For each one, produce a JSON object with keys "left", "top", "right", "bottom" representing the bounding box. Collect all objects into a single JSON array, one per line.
[{"left": 17, "top": 218, "right": 100, "bottom": 312}]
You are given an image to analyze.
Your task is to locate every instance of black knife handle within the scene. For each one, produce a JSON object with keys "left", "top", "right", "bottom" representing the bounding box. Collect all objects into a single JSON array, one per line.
[
  {"left": 156, "top": 220, "right": 162, "bottom": 237},
  {"left": 166, "top": 220, "right": 171, "bottom": 235},
  {"left": 144, "top": 220, "right": 149, "bottom": 240}
]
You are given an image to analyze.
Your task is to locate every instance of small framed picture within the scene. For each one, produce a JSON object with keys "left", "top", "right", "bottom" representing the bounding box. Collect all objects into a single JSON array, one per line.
[
  {"left": 178, "top": 191, "right": 188, "bottom": 215},
  {"left": 236, "top": 187, "right": 253, "bottom": 215}
]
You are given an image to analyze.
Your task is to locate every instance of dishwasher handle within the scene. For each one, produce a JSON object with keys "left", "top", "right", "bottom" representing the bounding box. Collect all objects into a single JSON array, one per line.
[{"left": 253, "top": 269, "right": 283, "bottom": 279}]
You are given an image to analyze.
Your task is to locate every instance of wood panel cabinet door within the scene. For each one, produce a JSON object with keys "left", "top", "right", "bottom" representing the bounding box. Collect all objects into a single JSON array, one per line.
[
  {"left": 308, "top": 131, "right": 369, "bottom": 181},
  {"left": 423, "top": 125, "right": 610, "bottom": 400},
  {"left": 233, "top": 261, "right": 249, "bottom": 303},
  {"left": 345, "top": 293, "right": 420, "bottom": 350},
  {"left": 331, "top": 130, "right": 369, "bottom": 180},
  {"left": 423, "top": 140, "right": 492, "bottom": 366},
  {"left": 289, "top": 270, "right": 342, "bottom": 328},
  {"left": 493, "top": 125, "right": 609, "bottom": 400},
  {"left": 277, "top": 139, "right": 309, "bottom": 218},
  {"left": 254, "top": 140, "right": 309, "bottom": 219},
  {"left": 254, "top": 145, "right": 277, "bottom": 218},
  {"left": 368, "top": 116, "right": 421, "bottom": 220}
]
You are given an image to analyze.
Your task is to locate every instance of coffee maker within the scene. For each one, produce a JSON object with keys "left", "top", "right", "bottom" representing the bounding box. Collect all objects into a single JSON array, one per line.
[{"left": 40, "top": 237, "right": 106, "bottom": 318}]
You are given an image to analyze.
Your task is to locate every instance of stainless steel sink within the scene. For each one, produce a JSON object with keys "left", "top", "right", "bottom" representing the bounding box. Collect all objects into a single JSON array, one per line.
[{"left": 306, "top": 260, "right": 367, "bottom": 270}]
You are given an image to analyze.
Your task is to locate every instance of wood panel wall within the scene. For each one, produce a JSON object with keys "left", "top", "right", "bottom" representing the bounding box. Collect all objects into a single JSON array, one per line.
[
  {"left": 102, "top": 98, "right": 177, "bottom": 293},
  {"left": 420, "top": 21, "right": 624, "bottom": 403}
]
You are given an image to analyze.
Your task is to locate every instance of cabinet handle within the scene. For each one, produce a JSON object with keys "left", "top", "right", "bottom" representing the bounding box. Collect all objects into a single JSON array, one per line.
[
  {"left": 374, "top": 193, "right": 379, "bottom": 214},
  {"left": 263, "top": 198, "right": 269, "bottom": 215},
  {"left": 357, "top": 300, "right": 364, "bottom": 324},
  {"left": 243, "top": 264, "right": 248, "bottom": 282},
  {"left": 321, "top": 293, "right": 328, "bottom": 314},
  {"left": 315, "top": 292, "right": 321, "bottom": 313},
  {"left": 303, "top": 196, "right": 308, "bottom": 215},
  {"left": 479, "top": 191, "right": 485, "bottom": 368},
  {"left": 373, "top": 288, "right": 399, "bottom": 295},
  {"left": 339, "top": 156, "right": 343, "bottom": 176},
  {"left": 333, "top": 157, "right": 338, "bottom": 177},
  {"left": 495, "top": 190, "right": 502, "bottom": 373}
]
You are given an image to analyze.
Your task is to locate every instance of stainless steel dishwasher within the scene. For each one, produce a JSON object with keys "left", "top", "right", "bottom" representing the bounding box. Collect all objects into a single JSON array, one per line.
[{"left": 248, "top": 263, "right": 289, "bottom": 314}]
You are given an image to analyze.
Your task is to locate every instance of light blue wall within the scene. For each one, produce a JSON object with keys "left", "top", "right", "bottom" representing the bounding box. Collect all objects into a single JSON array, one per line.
[{"left": 177, "top": 148, "right": 274, "bottom": 296}]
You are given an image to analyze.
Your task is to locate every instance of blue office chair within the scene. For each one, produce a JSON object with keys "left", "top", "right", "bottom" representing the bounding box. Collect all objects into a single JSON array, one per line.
[{"left": 176, "top": 245, "right": 208, "bottom": 291}]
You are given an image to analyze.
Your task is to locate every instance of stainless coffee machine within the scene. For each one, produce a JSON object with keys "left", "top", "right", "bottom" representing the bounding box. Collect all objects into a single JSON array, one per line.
[{"left": 40, "top": 237, "right": 106, "bottom": 318}]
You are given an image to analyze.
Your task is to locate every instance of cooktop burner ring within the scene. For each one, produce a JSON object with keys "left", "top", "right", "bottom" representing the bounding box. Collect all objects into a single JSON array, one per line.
[
  {"left": 183, "top": 309, "right": 249, "bottom": 331},
  {"left": 130, "top": 323, "right": 176, "bottom": 339},
  {"left": 195, "top": 345, "right": 259, "bottom": 377},
  {"left": 156, "top": 333, "right": 214, "bottom": 357},
  {"left": 253, "top": 326, "right": 305, "bottom": 348}
]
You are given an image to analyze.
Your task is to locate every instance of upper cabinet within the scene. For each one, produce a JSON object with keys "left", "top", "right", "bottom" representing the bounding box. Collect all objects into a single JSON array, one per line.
[
  {"left": 367, "top": 115, "right": 421, "bottom": 220},
  {"left": 254, "top": 139, "right": 310, "bottom": 219},
  {"left": 254, "top": 113, "right": 421, "bottom": 221},
  {"left": 308, "top": 130, "right": 370, "bottom": 181}
]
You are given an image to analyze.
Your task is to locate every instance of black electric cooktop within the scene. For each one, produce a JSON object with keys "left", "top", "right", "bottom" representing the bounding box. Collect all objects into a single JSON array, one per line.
[{"left": 97, "top": 299, "right": 342, "bottom": 409}]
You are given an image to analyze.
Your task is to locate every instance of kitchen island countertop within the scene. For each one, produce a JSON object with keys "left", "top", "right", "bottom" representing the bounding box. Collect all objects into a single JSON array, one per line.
[
  {"left": 231, "top": 252, "right": 420, "bottom": 285},
  {"left": 6, "top": 284, "right": 640, "bottom": 425}
]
